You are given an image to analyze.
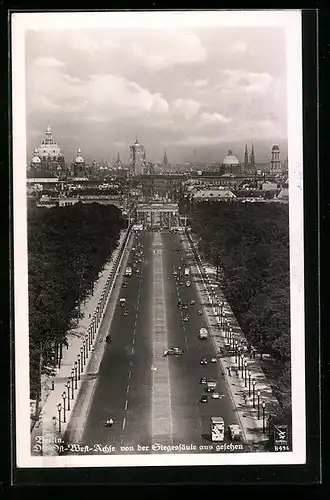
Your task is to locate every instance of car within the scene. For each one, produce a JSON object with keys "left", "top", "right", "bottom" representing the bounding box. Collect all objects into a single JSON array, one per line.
[
  {"left": 210, "top": 357, "right": 217, "bottom": 363},
  {"left": 183, "top": 304, "right": 188, "bottom": 309},
  {"left": 211, "top": 392, "right": 220, "bottom": 399},
  {"left": 228, "top": 424, "right": 242, "bottom": 440},
  {"left": 138, "top": 259, "right": 142, "bottom": 263},
  {"left": 178, "top": 266, "right": 182, "bottom": 270},
  {"left": 179, "top": 281, "right": 184, "bottom": 285},
  {"left": 200, "top": 376, "right": 207, "bottom": 384},
  {"left": 190, "top": 300, "right": 195, "bottom": 305},
  {"left": 186, "top": 281, "right": 191, "bottom": 287},
  {"left": 163, "top": 347, "right": 184, "bottom": 356},
  {"left": 183, "top": 315, "right": 189, "bottom": 322},
  {"left": 123, "top": 310, "right": 129, "bottom": 316},
  {"left": 122, "top": 282, "right": 128, "bottom": 288},
  {"left": 177, "top": 300, "right": 182, "bottom": 307},
  {"left": 200, "top": 358, "right": 208, "bottom": 365},
  {"left": 200, "top": 395, "right": 208, "bottom": 403}
]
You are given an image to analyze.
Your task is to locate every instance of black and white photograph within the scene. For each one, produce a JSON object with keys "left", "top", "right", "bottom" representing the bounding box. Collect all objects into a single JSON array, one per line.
[{"left": 12, "top": 10, "right": 305, "bottom": 468}]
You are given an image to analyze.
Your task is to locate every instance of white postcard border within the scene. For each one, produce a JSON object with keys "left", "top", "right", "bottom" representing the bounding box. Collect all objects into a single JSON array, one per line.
[{"left": 12, "top": 10, "right": 305, "bottom": 468}]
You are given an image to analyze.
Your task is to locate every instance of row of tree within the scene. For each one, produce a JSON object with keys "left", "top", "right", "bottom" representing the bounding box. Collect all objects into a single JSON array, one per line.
[
  {"left": 187, "top": 201, "right": 291, "bottom": 414},
  {"left": 28, "top": 203, "right": 125, "bottom": 401}
]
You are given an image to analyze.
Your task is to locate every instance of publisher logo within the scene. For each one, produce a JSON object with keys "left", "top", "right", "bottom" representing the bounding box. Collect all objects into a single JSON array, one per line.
[{"left": 274, "top": 425, "right": 288, "bottom": 445}]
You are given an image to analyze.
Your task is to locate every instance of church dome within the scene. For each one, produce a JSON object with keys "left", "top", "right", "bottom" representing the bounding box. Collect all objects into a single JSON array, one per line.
[
  {"left": 74, "top": 148, "right": 85, "bottom": 163},
  {"left": 223, "top": 150, "right": 240, "bottom": 165},
  {"left": 31, "top": 149, "right": 41, "bottom": 163}
]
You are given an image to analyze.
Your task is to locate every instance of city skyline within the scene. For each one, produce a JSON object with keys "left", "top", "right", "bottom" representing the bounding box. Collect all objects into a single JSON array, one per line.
[{"left": 26, "top": 22, "right": 288, "bottom": 165}]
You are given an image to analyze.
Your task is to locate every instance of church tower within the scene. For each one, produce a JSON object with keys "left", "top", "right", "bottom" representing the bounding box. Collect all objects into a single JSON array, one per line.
[
  {"left": 244, "top": 144, "right": 249, "bottom": 171},
  {"left": 163, "top": 149, "right": 168, "bottom": 165},
  {"left": 249, "top": 143, "right": 256, "bottom": 170}
]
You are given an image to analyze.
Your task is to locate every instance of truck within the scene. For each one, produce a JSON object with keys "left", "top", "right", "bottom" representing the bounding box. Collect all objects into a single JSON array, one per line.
[
  {"left": 119, "top": 298, "right": 126, "bottom": 307},
  {"left": 184, "top": 267, "right": 190, "bottom": 276},
  {"left": 199, "top": 328, "right": 208, "bottom": 339},
  {"left": 206, "top": 380, "right": 217, "bottom": 392},
  {"left": 211, "top": 417, "right": 225, "bottom": 442},
  {"left": 125, "top": 266, "right": 132, "bottom": 277},
  {"left": 228, "top": 424, "right": 242, "bottom": 441}
]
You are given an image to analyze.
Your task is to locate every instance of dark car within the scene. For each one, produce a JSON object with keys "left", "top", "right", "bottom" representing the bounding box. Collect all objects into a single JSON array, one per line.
[
  {"left": 200, "top": 376, "right": 207, "bottom": 384},
  {"left": 200, "top": 358, "right": 208, "bottom": 365},
  {"left": 183, "top": 315, "right": 189, "bottom": 322},
  {"left": 200, "top": 395, "right": 208, "bottom": 403},
  {"left": 123, "top": 310, "right": 129, "bottom": 316}
]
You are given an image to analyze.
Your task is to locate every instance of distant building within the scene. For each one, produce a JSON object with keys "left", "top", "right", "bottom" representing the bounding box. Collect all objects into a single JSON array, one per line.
[
  {"left": 270, "top": 144, "right": 282, "bottom": 175},
  {"left": 71, "top": 148, "right": 86, "bottom": 178},
  {"left": 28, "top": 124, "right": 65, "bottom": 178},
  {"left": 130, "top": 137, "right": 146, "bottom": 176},
  {"left": 222, "top": 150, "right": 241, "bottom": 175},
  {"left": 262, "top": 182, "right": 278, "bottom": 191},
  {"left": 192, "top": 188, "right": 236, "bottom": 202}
]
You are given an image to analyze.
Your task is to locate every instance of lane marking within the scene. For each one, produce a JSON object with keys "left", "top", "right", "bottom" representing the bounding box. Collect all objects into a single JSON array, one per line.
[
  {"left": 126, "top": 384, "right": 130, "bottom": 393},
  {"left": 131, "top": 346, "right": 134, "bottom": 354},
  {"left": 122, "top": 417, "right": 126, "bottom": 430},
  {"left": 125, "top": 400, "right": 128, "bottom": 410},
  {"left": 132, "top": 338, "right": 135, "bottom": 345}
]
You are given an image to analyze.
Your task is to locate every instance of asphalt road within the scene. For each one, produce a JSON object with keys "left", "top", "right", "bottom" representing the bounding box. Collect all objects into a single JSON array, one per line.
[{"left": 80, "top": 230, "right": 241, "bottom": 454}]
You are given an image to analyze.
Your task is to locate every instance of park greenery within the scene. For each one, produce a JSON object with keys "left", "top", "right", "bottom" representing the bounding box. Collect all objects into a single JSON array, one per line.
[
  {"left": 28, "top": 203, "right": 124, "bottom": 402},
  {"left": 187, "top": 201, "right": 291, "bottom": 417}
]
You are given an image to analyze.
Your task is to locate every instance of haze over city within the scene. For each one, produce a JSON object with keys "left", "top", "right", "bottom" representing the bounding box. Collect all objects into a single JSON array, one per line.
[{"left": 26, "top": 26, "right": 288, "bottom": 165}]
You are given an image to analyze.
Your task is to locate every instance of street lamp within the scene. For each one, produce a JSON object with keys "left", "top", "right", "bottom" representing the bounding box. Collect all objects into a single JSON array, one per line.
[
  {"left": 244, "top": 361, "right": 248, "bottom": 387},
  {"left": 248, "top": 370, "right": 252, "bottom": 397},
  {"left": 80, "top": 347, "right": 84, "bottom": 370},
  {"left": 57, "top": 403, "right": 62, "bottom": 433},
  {"left": 252, "top": 380, "right": 256, "bottom": 408},
  {"left": 235, "top": 341, "right": 238, "bottom": 363},
  {"left": 71, "top": 370, "right": 74, "bottom": 398},
  {"left": 66, "top": 381, "right": 71, "bottom": 411},
  {"left": 241, "top": 354, "right": 244, "bottom": 378},
  {"left": 62, "top": 392, "right": 66, "bottom": 423},
  {"left": 257, "top": 390, "right": 261, "bottom": 419},
  {"left": 85, "top": 336, "right": 89, "bottom": 359},
  {"left": 262, "top": 402, "right": 266, "bottom": 433}
]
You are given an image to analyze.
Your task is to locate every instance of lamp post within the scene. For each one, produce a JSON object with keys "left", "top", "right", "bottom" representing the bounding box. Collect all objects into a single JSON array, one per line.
[
  {"left": 62, "top": 392, "right": 66, "bottom": 423},
  {"left": 85, "top": 335, "right": 89, "bottom": 359},
  {"left": 71, "top": 370, "right": 74, "bottom": 398},
  {"left": 83, "top": 341, "right": 86, "bottom": 364},
  {"left": 241, "top": 354, "right": 244, "bottom": 378},
  {"left": 252, "top": 380, "right": 256, "bottom": 408},
  {"left": 257, "top": 390, "right": 261, "bottom": 419},
  {"left": 76, "top": 358, "right": 80, "bottom": 382},
  {"left": 57, "top": 403, "right": 62, "bottom": 433},
  {"left": 244, "top": 361, "right": 248, "bottom": 387},
  {"left": 235, "top": 341, "right": 238, "bottom": 363},
  {"left": 248, "top": 370, "right": 252, "bottom": 397},
  {"left": 80, "top": 347, "right": 84, "bottom": 370},
  {"left": 66, "top": 381, "right": 71, "bottom": 411},
  {"left": 262, "top": 402, "right": 266, "bottom": 433}
]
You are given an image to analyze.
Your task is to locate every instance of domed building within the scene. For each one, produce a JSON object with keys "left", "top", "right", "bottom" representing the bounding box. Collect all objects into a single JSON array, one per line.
[
  {"left": 72, "top": 148, "right": 87, "bottom": 177},
  {"left": 222, "top": 150, "right": 241, "bottom": 175},
  {"left": 28, "top": 125, "right": 65, "bottom": 177}
]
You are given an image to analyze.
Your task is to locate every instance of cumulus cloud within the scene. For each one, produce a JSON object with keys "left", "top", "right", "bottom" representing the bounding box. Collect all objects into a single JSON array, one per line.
[
  {"left": 173, "top": 98, "right": 202, "bottom": 120},
  {"left": 28, "top": 65, "right": 169, "bottom": 120},
  {"left": 130, "top": 31, "right": 207, "bottom": 69},
  {"left": 197, "top": 112, "right": 231, "bottom": 127},
  {"left": 70, "top": 32, "right": 100, "bottom": 54},
  {"left": 216, "top": 69, "right": 273, "bottom": 95},
  {"left": 33, "top": 56, "right": 65, "bottom": 67}
]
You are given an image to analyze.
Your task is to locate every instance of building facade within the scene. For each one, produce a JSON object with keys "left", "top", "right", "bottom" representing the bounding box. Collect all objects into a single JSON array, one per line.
[
  {"left": 28, "top": 125, "right": 65, "bottom": 178},
  {"left": 270, "top": 144, "right": 282, "bottom": 175},
  {"left": 130, "top": 138, "right": 147, "bottom": 176}
]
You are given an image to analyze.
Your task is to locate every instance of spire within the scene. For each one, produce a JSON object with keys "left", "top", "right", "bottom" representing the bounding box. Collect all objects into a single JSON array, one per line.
[
  {"left": 163, "top": 149, "right": 168, "bottom": 164},
  {"left": 244, "top": 144, "right": 249, "bottom": 168},
  {"left": 249, "top": 143, "right": 255, "bottom": 168}
]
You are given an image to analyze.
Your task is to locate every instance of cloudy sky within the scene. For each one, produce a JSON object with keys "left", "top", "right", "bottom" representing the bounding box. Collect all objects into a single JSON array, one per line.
[{"left": 25, "top": 26, "right": 288, "bottom": 165}]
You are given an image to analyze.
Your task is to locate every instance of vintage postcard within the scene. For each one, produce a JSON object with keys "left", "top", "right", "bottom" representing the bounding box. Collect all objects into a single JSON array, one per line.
[{"left": 12, "top": 10, "right": 305, "bottom": 468}]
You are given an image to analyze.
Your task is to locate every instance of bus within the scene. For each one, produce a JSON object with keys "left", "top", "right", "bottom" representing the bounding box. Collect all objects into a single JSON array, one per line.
[{"left": 211, "top": 417, "right": 225, "bottom": 442}]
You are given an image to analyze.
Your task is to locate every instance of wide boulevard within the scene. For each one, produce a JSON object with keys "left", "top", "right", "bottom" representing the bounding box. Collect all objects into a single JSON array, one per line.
[{"left": 80, "top": 229, "right": 240, "bottom": 453}]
